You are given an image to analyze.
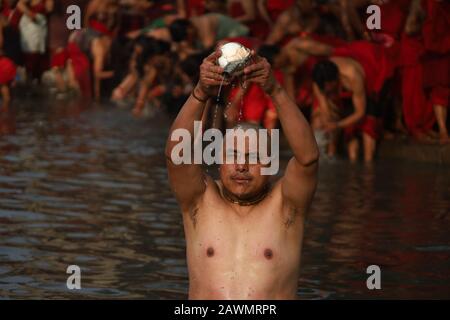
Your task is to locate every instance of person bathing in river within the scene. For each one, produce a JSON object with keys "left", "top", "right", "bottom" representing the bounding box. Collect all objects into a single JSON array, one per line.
[{"left": 166, "top": 49, "right": 319, "bottom": 299}]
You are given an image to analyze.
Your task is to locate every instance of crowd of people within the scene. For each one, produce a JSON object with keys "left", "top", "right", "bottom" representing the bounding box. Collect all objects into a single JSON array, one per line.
[{"left": 0, "top": 0, "right": 449, "bottom": 162}]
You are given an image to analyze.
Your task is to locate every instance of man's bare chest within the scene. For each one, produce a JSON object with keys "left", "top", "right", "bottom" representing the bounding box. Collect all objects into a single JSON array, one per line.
[{"left": 184, "top": 203, "right": 304, "bottom": 266}]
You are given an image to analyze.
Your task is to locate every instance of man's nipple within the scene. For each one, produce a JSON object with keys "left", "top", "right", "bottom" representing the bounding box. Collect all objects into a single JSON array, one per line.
[
  {"left": 264, "top": 248, "right": 273, "bottom": 260},
  {"left": 206, "top": 247, "right": 215, "bottom": 257}
]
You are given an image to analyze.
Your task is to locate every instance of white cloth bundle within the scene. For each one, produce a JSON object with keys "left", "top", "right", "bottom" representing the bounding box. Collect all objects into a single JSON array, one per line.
[{"left": 19, "top": 13, "right": 48, "bottom": 53}]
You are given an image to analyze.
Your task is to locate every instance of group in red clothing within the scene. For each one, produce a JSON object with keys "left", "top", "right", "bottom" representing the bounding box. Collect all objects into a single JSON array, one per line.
[{"left": 0, "top": 0, "right": 448, "bottom": 161}]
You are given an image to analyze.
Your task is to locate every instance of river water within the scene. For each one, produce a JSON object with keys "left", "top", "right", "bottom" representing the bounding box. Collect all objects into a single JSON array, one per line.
[{"left": 0, "top": 99, "right": 449, "bottom": 299}]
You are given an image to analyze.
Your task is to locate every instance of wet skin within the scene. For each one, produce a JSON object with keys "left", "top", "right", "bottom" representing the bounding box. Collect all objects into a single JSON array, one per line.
[{"left": 183, "top": 176, "right": 305, "bottom": 300}]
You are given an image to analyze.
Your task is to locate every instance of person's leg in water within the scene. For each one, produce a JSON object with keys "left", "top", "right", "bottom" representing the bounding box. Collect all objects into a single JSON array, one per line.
[
  {"left": 434, "top": 104, "right": 449, "bottom": 144},
  {"left": 52, "top": 67, "right": 67, "bottom": 92},
  {"left": 1, "top": 84, "right": 11, "bottom": 110},
  {"left": 347, "top": 137, "right": 359, "bottom": 163},
  {"left": 66, "top": 61, "right": 80, "bottom": 93},
  {"left": 112, "top": 72, "right": 137, "bottom": 101},
  {"left": 362, "top": 132, "right": 376, "bottom": 163},
  {"left": 327, "top": 129, "right": 339, "bottom": 158}
]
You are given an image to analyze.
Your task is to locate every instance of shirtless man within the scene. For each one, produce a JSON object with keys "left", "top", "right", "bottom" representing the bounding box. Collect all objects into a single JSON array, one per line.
[
  {"left": 284, "top": 38, "right": 393, "bottom": 162},
  {"left": 312, "top": 58, "right": 369, "bottom": 161},
  {"left": 166, "top": 50, "right": 319, "bottom": 299}
]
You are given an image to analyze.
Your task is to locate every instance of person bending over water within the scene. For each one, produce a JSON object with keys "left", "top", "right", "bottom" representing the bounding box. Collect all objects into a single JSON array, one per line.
[{"left": 166, "top": 50, "right": 319, "bottom": 299}]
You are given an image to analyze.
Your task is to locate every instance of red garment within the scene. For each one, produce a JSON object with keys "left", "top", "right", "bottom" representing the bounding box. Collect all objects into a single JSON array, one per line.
[
  {"left": 399, "top": 35, "right": 434, "bottom": 135},
  {"left": 0, "top": 56, "right": 16, "bottom": 84},
  {"left": 67, "top": 42, "right": 92, "bottom": 98},
  {"left": 30, "top": 1, "right": 47, "bottom": 15},
  {"left": 421, "top": 0, "right": 449, "bottom": 108},
  {"left": 266, "top": 0, "right": 294, "bottom": 22},
  {"left": 422, "top": 0, "right": 450, "bottom": 54},
  {"left": 185, "top": 0, "right": 205, "bottom": 18},
  {"left": 89, "top": 20, "right": 114, "bottom": 37},
  {"left": 50, "top": 48, "right": 68, "bottom": 68},
  {"left": 290, "top": 33, "right": 345, "bottom": 106},
  {"left": 430, "top": 86, "right": 449, "bottom": 108},
  {"left": 228, "top": 70, "right": 283, "bottom": 124},
  {"left": 1, "top": 1, "right": 12, "bottom": 18},
  {"left": 229, "top": 2, "right": 269, "bottom": 40},
  {"left": 370, "top": 0, "right": 410, "bottom": 40},
  {"left": 422, "top": 53, "right": 450, "bottom": 91},
  {"left": 400, "top": 0, "right": 450, "bottom": 136},
  {"left": 332, "top": 41, "right": 395, "bottom": 95},
  {"left": 50, "top": 41, "right": 92, "bottom": 97},
  {"left": 229, "top": 84, "right": 267, "bottom": 123},
  {"left": 8, "top": 8, "right": 22, "bottom": 28},
  {"left": 11, "top": 0, "right": 47, "bottom": 23},
  {"left": 344, "top": 116, "right": 382, "bottom": 141}
]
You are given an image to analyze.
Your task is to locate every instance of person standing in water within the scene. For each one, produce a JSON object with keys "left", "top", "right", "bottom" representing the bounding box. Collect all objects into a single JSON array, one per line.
[{"left": 166, "top": 50, "right": 319, "bottom": 299}]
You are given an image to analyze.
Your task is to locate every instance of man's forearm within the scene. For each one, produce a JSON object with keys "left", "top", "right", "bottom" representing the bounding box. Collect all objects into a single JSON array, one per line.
[
  {"left": 337, "top": 111, "right": 364, "bottom": 129},
  {"left": 271, "top": 86, "right": 319, "bottom": 166},
  {"left": 165, "top": 87, "right": 208, "bottom": 156}
]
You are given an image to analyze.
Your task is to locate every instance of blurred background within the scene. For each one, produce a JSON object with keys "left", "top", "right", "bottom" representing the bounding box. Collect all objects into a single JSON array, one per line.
[{"left": 0, "top": 0, "right": 449, "bottom": 299}]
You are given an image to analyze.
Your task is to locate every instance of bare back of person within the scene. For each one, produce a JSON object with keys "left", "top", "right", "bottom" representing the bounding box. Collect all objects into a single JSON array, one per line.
[{"left": 329, "top": 56, "right": 366, "bottom": 93}]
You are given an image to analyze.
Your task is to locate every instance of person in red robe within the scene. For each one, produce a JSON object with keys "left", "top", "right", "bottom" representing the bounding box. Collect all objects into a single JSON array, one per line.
[
  {"left": 228, "top": 0, "right": 269, "bottom": 41},
  {"left": 421, "top": 0, "right": 450, "bottom": 144},
  {"left": 178, "top": 0, "right": 205, "bottom": 18},
  {"left": 50, "top": 19, "right": 114, "bottom": 99},
  {"left": 286, "top": 39, "right": 395, "bottom": 161},
  {"left": 0, "top": 10, "right": 16, "bottom": 109},
  {"left": 400, "top": 0, "right": 449, "bottom": 143}
]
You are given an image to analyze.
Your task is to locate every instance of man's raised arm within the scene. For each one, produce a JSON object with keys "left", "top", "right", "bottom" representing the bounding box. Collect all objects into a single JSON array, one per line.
[
  {"left": 165, "top": 51, "right": 227, "bottom": 211},
  {"left": 243, "top": 56, "right": 319, "bottom": 209}
]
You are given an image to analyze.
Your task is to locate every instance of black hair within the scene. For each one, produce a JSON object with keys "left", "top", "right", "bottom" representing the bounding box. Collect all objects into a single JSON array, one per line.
[
  {"left": 179, "top": 52, "right": 208, "bottom": 84},
  {"left": 312, "top": 60, "right": 339, "bottom": 91},
  {"left": 169, "top": 19, "right": 191, "bottom": 43},
  {"left": 136, "top": 38, "right": 171, "bottom": 77},
  {"left": 257, "top": 45, "right": 280, "bottom": 66}
]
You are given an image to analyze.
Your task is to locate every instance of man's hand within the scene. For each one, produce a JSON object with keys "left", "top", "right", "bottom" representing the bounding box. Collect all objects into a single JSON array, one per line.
[
  {"left": 243, "top": 54, "right": 277, "bottom": 94},
  {"left": 195, "top": 50, "right": 228, "bottom": 100}
]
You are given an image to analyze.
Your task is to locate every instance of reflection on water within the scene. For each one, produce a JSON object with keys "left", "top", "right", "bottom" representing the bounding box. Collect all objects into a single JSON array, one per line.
[{"left": 0, "top": 99, "right": 449, "bottom": 299}]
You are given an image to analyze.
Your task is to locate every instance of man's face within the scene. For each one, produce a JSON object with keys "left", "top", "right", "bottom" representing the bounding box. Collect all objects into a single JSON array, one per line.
[{"left": 219, "top": 130, "right": 270, "bottom": 200}]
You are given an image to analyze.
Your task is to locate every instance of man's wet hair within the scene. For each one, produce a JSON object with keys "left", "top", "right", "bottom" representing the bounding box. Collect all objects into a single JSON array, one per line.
[
  {"left": 218, "top": 123, "right": 273, "bottom": 164},
  {"left": 258, "top": 45, "right": 280, "bottom": 66},
  {"left": 169, "top": 19, "right": 192, "bottom": 43},
  {"left": 312, "top": 60, "right": 339, "bottom": 91},
  {"left": 233, "top": 122, "right": 264, "bottom": 132}
]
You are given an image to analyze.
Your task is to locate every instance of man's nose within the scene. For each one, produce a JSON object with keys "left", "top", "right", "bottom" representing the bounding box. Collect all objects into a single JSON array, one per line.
[{"left": 235, "top": 162, "right": 248, "bottom": 172}]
